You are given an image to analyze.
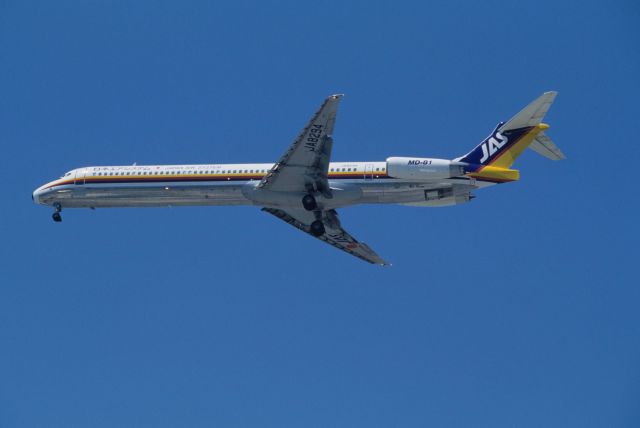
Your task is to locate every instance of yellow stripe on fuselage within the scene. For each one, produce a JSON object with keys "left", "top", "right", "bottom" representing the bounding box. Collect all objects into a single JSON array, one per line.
[{"left": 44, "top": 171, "right": 391, "bottom": 189}]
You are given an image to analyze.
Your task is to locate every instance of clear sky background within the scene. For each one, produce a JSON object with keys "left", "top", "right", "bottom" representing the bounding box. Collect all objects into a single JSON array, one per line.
[{"left": 1, "top": 1, "right": 639, "bottom": 427}]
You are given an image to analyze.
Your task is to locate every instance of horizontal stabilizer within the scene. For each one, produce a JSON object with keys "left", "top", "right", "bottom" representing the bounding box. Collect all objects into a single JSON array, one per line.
[
  {"left": 529, "top": 133, "right": 566, "bottom": 160},
  {"left": 500, "top": 91, "right": 557, "bottom": 131}
]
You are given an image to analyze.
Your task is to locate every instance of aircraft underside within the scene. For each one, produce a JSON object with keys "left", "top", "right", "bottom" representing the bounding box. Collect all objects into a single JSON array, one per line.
[{"left": 37, "top": 178, "right": 491, "bottom": 209}]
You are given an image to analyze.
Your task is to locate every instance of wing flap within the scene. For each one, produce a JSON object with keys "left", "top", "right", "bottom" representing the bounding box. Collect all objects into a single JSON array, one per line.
[{"left": 262, "top": 207, "right": 389, "bottom": 266}]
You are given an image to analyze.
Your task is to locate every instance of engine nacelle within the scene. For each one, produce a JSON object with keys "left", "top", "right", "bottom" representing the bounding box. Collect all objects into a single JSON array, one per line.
[{"left": 386, "top": 157, "right": 465, "bottom": 180}]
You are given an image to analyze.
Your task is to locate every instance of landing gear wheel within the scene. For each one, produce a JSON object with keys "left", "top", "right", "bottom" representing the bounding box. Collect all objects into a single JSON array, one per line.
[
  {"left": 302, "top": 194, "right": 317, "bottom": 211},
  {"left": 52, "top": 203, "right": 62, "bottom": 222},
  {"left": 310, "top": 220, "right": 325, "bottom": 237}
]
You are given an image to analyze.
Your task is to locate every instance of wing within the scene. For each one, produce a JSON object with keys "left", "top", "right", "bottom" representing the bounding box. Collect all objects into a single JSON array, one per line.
[
  {"left": 258, "top": 94, "right": 342, "bottom": 196},
  {"left": 262, "top": 207, "right": 390, "bottom": 266}
]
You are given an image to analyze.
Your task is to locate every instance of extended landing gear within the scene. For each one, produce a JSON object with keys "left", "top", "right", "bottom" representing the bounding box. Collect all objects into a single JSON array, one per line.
[
  {"left": 303, "top": 194, "right": 324, "bottom": 236},
  {"left": 310, "top": 220, "right": 325, "bottom": 237},
  {"left": 302, "top": 194, "right": 317, "bottom": 211},
  {"left": 52, "top": 203, "right": 62, "bottom": 222}
]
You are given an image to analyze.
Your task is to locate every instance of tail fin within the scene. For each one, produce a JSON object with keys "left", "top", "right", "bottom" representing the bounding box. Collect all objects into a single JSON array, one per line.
[{"left": 455, "top": 92, "right": 564, "bottom": 169}]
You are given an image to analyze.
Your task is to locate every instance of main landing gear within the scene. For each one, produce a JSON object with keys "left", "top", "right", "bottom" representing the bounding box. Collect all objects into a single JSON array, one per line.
[
  {"left": 302, "top": 194, "right": 325, "bottom": 236},
  {"left": 52, "top": 203, "right": 62, "bottom": 222},
  {"left": 302, "top": 194, "right": 318, "bottom": 211},
  {"left": 310, "top": 220, "right": 325, "bottom": 237}
]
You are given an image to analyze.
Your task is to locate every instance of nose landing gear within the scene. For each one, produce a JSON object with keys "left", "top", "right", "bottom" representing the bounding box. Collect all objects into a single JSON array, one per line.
[{"left": 52, "top": 203, "right": 62, "bottom": 222}]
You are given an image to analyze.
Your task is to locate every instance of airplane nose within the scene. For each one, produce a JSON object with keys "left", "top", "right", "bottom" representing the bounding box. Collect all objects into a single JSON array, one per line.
[{"left": 32, "top": 187, "right": 44, "bottom": 204}]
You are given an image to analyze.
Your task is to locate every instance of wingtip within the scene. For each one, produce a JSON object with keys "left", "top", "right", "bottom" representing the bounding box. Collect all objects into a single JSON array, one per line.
[{"left": 329, "top": 93, "right": 344, "bottom": 99}]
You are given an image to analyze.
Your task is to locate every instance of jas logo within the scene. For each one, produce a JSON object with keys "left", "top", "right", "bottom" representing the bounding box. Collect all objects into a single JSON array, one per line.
[{"left": 479, "top": 131, "right": 508, "bottom": 163}]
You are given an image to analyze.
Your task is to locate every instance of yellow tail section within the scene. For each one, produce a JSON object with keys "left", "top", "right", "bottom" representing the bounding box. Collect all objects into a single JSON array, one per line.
[
  {"left": 455, "top": 92, "right": 564, "bottom": 183},
  {"left": 468, "top": 165, "right": 520, "bottom": 183},
  {"left": 489, "top": 123, "right": 549, "bottom": 168}
]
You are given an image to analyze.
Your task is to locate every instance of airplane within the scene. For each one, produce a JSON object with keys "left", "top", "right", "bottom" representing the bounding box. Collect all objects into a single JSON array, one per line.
[{"left": 33, "top": 92, "right": 565, "bottom": 265}]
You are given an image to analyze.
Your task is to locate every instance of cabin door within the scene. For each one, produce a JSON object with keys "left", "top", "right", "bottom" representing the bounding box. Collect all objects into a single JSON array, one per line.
[{"left": 365, "top": 164, "right": 374, "bottom": 179}]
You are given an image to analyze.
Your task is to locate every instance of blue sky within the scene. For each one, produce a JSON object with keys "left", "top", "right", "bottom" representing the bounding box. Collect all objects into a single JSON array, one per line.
[{"left": 1, "top": 1, "right": 639, "bottom": 426}]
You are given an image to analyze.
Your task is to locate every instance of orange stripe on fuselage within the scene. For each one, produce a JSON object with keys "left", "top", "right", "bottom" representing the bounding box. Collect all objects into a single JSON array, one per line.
[{"left": 43, "top": 172, "right": 391, "bottom": 189}]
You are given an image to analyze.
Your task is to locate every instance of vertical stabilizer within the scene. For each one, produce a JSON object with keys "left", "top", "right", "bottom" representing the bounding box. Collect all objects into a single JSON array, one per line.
[
  {"left": 455, "top": 92, "right": 563, "bottom": 169},
  {"left": 500, "top": 91, "right": 557, "bottom": 131}
]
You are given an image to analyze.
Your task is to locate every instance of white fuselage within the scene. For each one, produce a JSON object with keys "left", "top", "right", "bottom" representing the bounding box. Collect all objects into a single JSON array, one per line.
[{"left": 33, "top": 160, "right": 494, "bottom": 210}]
